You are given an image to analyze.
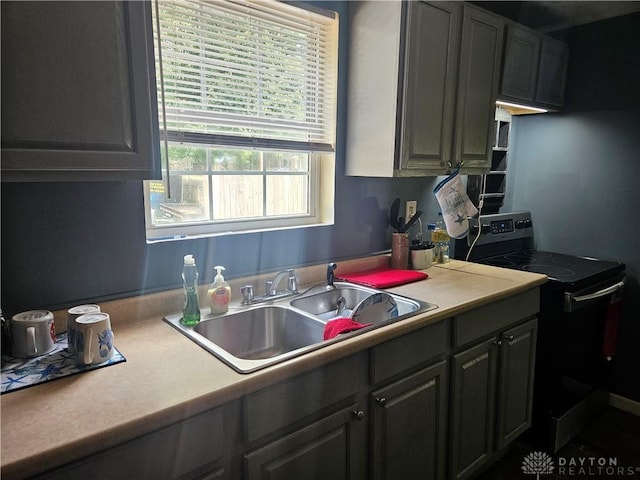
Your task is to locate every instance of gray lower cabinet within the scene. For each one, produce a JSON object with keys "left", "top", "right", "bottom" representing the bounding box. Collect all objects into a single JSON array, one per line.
[
  {"left": 1, "top": 1, "right": 160, "bottom": 181},
  {"left": 495, "top": 319, "right": 538, "bottom": 449},
  {"left": 449, "top": 317, "right": 538, "bottom": 480},
  {"left": 449, "top": 336, "right": 499, "bottom": 480},
  {"left": 242, "top": 352, "right": 368, "bottom": 480},
  {"left": 371, "top": 360, "right": 448, "bottom": 480},
  {"left": 33, "top": 407, "right": 227, "bottom": 480},
  {"left": 244, "top": 404, "right": 366, "bottom": 480},
  {"left": 242, "top": 321, "right": 450, "bottom": 480}
]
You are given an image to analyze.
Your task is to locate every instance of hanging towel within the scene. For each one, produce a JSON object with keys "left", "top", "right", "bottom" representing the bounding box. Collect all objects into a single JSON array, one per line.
[
  {"left": 602, "top": 296, "right": 622, "bottom": 360},
  {"left": 337, "top": 266, "right": 428, "bottom": 289},
  {"left": 434, "top": 168, "right": 479, "bottom": 239},
  {"left": 324, "top": 318, "right": 372, "bottom": 340}
]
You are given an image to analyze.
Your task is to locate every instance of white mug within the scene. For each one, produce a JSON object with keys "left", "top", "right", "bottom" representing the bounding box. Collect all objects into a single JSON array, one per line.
[
  {"left": 74, "top": 313, "right": 114, "bottom": 366},
  {"left": 67, "top": 304, "right": 101, "bottom": 354},
  {"left": 10, "top": 310, "right": 56, "bottom": 358}
]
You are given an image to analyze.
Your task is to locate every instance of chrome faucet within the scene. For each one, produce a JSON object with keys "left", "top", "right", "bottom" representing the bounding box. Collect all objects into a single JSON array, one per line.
[
  {"left": 267, "top": 269, "right": 298, "bottom": 296},
  {"left": 241, "top": 269, "right": 299, "bottom": 305}
]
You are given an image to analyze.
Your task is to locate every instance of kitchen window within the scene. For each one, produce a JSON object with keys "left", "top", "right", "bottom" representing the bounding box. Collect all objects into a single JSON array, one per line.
[{"left": 144, "top": 0, "right": 338, "bottom": 242}]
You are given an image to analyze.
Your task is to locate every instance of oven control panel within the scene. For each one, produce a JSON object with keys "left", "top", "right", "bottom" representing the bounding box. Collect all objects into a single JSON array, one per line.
[
  {"left": 466, "top": 211, "right": 533, "bottom": 247},
  {"left": 490, "top": 218, "right": 514, "bottom": 234}
]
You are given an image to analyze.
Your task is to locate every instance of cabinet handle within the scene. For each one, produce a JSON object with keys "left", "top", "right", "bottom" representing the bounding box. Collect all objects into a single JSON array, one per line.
[
  {"left": 493, "top": 339, "right": 502, "bottom": 347},
  {"left": 375, "top": 397, "right": 387, "bottom": 407},
  {"left": 352, "top": 410, "right": 365, "bottom": 421},
  {"left": 447, "top": 160, "right": 465, "bottom": 169},
  {"left": 505, "top": 335, "right": 515, "bottom": 344}
]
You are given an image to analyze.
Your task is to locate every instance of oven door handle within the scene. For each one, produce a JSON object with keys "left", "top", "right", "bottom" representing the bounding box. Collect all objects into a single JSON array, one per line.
[{"left": 564, "top": 279, "right": 625, "bottom": 312}]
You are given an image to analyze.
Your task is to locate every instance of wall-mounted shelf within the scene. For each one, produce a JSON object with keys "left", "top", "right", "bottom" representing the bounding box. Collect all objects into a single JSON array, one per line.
[{"left": 468, "top": 106, "right": 511, "bottom": 214}]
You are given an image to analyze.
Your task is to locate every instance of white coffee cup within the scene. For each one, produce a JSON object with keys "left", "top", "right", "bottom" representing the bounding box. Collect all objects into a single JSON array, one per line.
[
  {"left": 67, "top": 304, "right": 101, "bottom": 354},
  {"left": 74, "top": 313, "right": 114, "bottom": 366},
  {"left": 10, "top": 310, "right": 56, "bottom": 358}
]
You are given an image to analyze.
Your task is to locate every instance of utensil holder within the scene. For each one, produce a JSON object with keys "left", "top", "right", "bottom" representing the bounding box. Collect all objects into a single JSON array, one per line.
[{"left": 391, "top": 233, "right": 409, "bottom": 269}]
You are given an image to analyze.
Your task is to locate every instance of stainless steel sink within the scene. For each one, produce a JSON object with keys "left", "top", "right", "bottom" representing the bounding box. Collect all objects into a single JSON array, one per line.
[
  {"left": 165, "top": 305, "right": 326, "bottom": 373},
  {"left": 290, "top": 282, "right": 422, "bottom": 320},
  {"left": 165, "top": 281, "right": 437, "bottom": 373},
  {"left": 194, "top": 306, "right": 324, "bottom": 360}
]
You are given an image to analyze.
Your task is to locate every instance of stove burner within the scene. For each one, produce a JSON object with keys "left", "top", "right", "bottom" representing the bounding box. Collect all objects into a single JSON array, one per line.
[
  {"left": 504, "top": 251, "right": 552, "bottom": 263},
  {"left": 484, "top": 259, "right": 517, "bottom": 268},
  {"left": 521, "top": 264, "right": 574, "bottom": 277}
]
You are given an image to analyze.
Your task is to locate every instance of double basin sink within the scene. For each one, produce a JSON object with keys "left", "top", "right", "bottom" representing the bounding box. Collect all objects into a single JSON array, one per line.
[{"left": 164, "top": 281, "right": 437, "bottom": 373}]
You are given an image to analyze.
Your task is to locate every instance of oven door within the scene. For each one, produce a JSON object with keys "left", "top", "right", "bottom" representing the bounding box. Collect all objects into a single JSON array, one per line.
[
  {"left": 534, "top": 271, "right": 625, "bottom": 452},
  {"left": 563, "top": 273, "right": 625, "bottom": 313}
]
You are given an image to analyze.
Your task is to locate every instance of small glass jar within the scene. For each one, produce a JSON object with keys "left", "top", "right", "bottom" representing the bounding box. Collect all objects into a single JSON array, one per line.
[{"left": 438, "top": 242, "right": 450, "bottom": 263}]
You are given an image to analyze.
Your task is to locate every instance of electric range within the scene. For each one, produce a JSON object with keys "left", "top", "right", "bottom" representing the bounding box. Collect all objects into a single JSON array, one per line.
[{"left": 455, "top": 211, "right": 625, "bottom": 452}]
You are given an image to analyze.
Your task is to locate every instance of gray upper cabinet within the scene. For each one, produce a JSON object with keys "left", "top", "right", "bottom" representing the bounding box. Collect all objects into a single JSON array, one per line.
[
  {"left": 535, "top": 36, "right": 569, "bottom": 107},
  {"left": 346, "top": 1, "right": 503, "bottom": 177},
  {"left": 499, "top": 23, "right": 569, "bottom": 109},
  {"left": 499, "top": 25, "right": 541, "bottom": 103},
  {"left": 400, "top": 2, "right": 461, "bottom": 175},
  {"left": 453, "top": 5, "right": 505, "bottom": 173},
  {"left": 1, "top": 1, "right": 160, "bottom": 182}
]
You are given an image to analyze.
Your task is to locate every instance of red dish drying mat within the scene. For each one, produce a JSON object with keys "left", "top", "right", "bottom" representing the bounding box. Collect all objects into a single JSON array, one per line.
[{"left": 337, "top": 266, "right": 428, "bottom": 289}]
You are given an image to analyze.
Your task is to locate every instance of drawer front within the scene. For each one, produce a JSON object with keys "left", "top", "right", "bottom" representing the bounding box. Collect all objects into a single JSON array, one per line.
[
  {"left": 453, "top": 288, "right": 539, "bottom": 348},
  {"left": 38, "top": 407, "right": 225, "bottom": 479},
  {"left": 371, "top": 320, "right": 449, "bottom": 385},
  {"left": 244, "top": 352, "right": 367, "bottom": 443}
]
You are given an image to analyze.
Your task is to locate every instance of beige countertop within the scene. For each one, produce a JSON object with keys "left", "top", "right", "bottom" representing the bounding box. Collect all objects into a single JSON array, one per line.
[{"left": 0, "top": 258, "right": 546, "bottom": 479}]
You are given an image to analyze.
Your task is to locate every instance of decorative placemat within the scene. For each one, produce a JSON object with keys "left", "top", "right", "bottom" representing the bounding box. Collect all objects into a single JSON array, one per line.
[{"left": 1, "top": 332, "right": 126, "bottom": 394}]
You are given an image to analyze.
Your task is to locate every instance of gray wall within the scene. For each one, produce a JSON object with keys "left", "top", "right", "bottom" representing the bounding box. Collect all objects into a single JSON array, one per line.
[
  {"left": 505, "top": 13, "right": 640, "bottom": 401},
  {"left": 1, "top": 1, "right": 442, "bottom": 315}
]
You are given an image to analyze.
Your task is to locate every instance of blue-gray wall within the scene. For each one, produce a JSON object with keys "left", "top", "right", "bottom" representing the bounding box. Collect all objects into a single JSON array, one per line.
[
  {"left": 505, "top": 13, "right": 640, "bottom": 401},
  {"left": 1, "top": 1, "right": 443, "bottom": 315}
]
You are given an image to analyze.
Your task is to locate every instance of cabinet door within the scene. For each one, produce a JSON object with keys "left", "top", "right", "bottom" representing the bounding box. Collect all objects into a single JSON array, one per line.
[
  {"left": 1, "top": 1, "right": 160, "bottom": 181},
  {"left": 500, "top": 24, "right": 541, "bottom": 102},
  {"left": 449, "top": 337, "right": 499, "bottom": 480},
  {"left": 453, "top": 5, "right": 504, "bottom": 174},
  {"left": 371, "top": 360, "right": 448, "bottom": 480},
  {"left": 535, "top": 36, "right": 569, "bottom": 107},
  {"left": 400, "top": 1, "right": 461, "bottom": 174},
  {"left": 495, "top": 318, "right": 538, "bottom": 450},
  {"left": 244, "top": 405, "right": 366, "bottom": 480}
]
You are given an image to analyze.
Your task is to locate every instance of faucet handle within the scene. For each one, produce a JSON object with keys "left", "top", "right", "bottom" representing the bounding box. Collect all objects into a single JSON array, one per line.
[
  {"left": 287, "top": 269, "right": 298, "bottom": 293},
  {"left": 241, "top": 285, "right": 254, "bottom": 305},
  {"left": 265, "top": 280, "right": 274, "bottom": 296}
]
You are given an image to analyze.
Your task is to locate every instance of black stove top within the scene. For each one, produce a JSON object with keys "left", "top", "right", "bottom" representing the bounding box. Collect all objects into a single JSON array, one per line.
[
  {"left": 456, "top": 212, "right": 625, "bottom": 292},
  {"left": 478, "top": 249, "right": 624, "bottom": 291}
]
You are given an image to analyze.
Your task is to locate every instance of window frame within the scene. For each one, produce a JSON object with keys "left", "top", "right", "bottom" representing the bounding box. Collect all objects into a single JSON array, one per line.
[{"left": 144, "top": 0, "right": 338, "bottom": 243}]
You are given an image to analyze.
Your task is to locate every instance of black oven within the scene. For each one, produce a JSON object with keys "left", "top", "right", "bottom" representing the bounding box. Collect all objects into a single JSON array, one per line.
[{"left": 455, "top": 211, "right": 625, "bottom": 453}]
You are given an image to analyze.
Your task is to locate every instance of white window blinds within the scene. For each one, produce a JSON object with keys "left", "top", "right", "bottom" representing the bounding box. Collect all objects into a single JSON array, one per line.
[{"left": 154, "top": 0, "right": 338, "bottom": 152}]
